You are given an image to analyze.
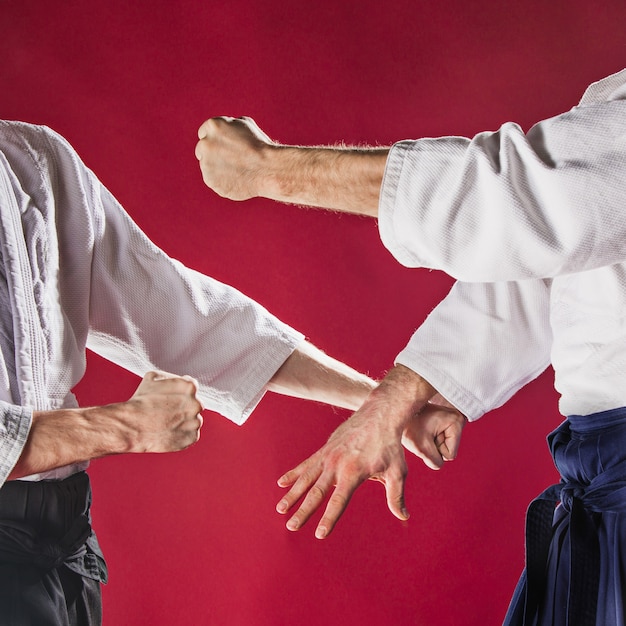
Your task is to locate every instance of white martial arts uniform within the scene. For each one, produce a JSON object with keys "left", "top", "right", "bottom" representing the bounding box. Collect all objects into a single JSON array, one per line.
[
  {"left": 378, "top": 68, "right": 626, "bottom": 421},
  {"left": 0, "top": 120, "right": 304, "bottom": 486}
]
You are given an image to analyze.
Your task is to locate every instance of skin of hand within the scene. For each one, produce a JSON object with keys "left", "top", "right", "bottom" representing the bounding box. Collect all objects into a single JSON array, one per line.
[
  {"left": 195, "top": 116, "right": 275, "bottom": 201},
  {"left": 195, "top": 116, "right": 387, "bottom": 216},
  {"left": 401, "top": 398, "right": 466, "bottom": 470},
  {"left": 275, "top": 365, "right": 444, "bottom": 539},
  {"left": 120, "top": 370, "right": 204, "bottom": 453},
  {"left": 9, "top": 371, "right": 204, "bottom": 479}
]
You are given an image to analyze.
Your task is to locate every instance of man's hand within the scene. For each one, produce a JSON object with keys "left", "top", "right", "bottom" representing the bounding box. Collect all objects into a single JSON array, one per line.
[
  {"left": 402, "top": 397, "right": 466, "bottom": 470},
  {"left": 275, "top": 365, "right": 435, "bottom": 539},
  {"left": 195, "top": 116, "right": 274, "bottom": 201},
  {"left": 120, "top": 371, "right": 204, "bottom": 453},
  {"left": 195, "top": 116, "right": 387, "bottom": 216},
  {"left": 10, "top": 371, "right": 204, "bottom": 480}
]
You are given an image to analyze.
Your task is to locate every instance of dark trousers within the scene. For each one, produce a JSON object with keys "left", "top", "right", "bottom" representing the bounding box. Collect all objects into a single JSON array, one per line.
[
  {"left": 0, "top": 472, "right": 104, "bottom": 626},
  {"left": 504, "top": 408, "right": 626, "bottom": 626}
]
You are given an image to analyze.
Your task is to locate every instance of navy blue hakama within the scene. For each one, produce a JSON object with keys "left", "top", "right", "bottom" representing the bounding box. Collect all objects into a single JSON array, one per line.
[{"left": 504, "top": 407, "right": 626, "bottom": 625}]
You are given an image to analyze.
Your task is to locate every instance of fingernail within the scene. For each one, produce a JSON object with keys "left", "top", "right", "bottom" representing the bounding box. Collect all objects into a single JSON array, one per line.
[
  {"left": 315, "top": 526, "right": 327, "bottom": 539},
  {"left": 276, "top": 500, "right": 287, "bottom": 514},
  {"left": 286, "top": 519, "right": 299, "bottom": 531}
]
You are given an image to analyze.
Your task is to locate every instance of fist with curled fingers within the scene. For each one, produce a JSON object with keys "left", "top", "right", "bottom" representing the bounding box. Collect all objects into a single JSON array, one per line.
[
  {"left": 401, "top": 399, "right": 466, "bottom": 470},
  {"left": 195, "top": 116, "right": 275, "bottom": 201},
  {"left": 124, "top": 370, "right": 204, "bottom": 454}
]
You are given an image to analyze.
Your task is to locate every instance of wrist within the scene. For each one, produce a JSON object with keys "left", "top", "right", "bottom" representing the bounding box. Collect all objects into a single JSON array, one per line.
[
  {"left": 82, "top": 402, "right": 137, "bottom": 455},
  {"left": 257, "top": 144, "right": 299, "bottom": 202},
  {"left": 366, "top": 365, "right": 435, "bottom": 432}
]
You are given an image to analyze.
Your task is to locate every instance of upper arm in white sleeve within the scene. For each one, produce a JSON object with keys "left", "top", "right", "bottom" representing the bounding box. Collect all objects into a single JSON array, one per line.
[
  {"left": 396, "top": 280, "right": 552, "bottom": 420},
  {"left": 84, "top": 175, "right": 304, "bottom": 425},
  {"left": 380, "top": 76, "right": 626, "bottom": 282}
]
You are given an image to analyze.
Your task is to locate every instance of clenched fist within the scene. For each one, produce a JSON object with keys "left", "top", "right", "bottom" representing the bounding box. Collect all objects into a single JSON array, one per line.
[
  {"left": 121, "top": 371, "right": 204, "bottom": 453},
  {"left": 195, "top": 116, "right": 275, "bottom": 201}
]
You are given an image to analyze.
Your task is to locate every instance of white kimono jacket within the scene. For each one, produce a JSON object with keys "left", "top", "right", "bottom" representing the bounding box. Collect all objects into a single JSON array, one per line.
[
  {"left": 379, "top": 69, "right": 626, "bottom": 421},
  {"left": 0, "top": 121, "right": 304, "bottom": 484}
]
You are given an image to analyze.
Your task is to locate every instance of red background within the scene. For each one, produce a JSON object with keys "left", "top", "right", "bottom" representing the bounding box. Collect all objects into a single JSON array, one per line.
[{"left": 1, "top": 2, "right": 625, "bottom": 624}]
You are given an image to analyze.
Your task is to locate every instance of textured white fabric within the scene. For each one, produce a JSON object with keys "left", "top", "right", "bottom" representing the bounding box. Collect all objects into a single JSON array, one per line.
[
  {"left": 0, "top": 121, "right": 303, "bottom": 484},
  {"left": 396, "top": 280, "right": 553, "bottom": 421},
  {"left": 379, "top": 69, "right": 626, "bottom": 420}
]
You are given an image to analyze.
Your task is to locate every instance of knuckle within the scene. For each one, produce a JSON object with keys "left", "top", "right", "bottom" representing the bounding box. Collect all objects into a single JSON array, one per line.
[
  {"left": 328, "top": 492, "right": 348, "bottom": 509},
  {"left": 308, "top": 484, "right": 327, "bottom": 502},
  {"left": 181, "top": 377, "right": 197, "bottom": 394},
  {"left": 296, "top": 467, "right": 320, "bottom": 488}
]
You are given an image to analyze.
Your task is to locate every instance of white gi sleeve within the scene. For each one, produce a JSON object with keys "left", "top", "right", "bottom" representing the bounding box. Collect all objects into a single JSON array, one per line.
[
  {"left": 396, "top": 279, "right": 552, "bottom": 421},
  {"left": 38, "top": 146, "right": 303, "bottom": 426},
  {"left": 84, "top": 176, "right": 304, "bottom": 425},
  {"left": 379, "top": 71, "right": 626, "bottom": 282},
  {"left": 0, "top": 402, "right": 32, "bottom": 482}
]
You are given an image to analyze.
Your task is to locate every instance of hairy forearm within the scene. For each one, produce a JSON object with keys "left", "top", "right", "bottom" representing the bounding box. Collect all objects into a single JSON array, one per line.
[
  {"left": 259, "top": 145, "right": 388, "bottom": 216},
  {"left": 267, "top": 341, "right": 376, "bottom": 411},
  {"left": 8, "top": 372, "right": 203, "bottom": 480},
  {"left": 196, "top": 117, "right": 388, "bottom": 215},
  {"left": 365, "top": 364, "right": 436, "bottom": 432},
  {"left": 8, "top": 404, "right": 132, "bottom": 479}
]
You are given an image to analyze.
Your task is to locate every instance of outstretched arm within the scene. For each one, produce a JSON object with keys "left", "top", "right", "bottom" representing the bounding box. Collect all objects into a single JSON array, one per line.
[
  {"left": 196, "top": 116, "right": 387, "bottom": 216},
  {"left": 7, "top": 371, "right": 203, "bottom": 481},
  {"left": 267, "top": 340, "right": 376, "bottom": 411},
  {"left": 198, "top": 85, "right": 626, "bottom": 282}
]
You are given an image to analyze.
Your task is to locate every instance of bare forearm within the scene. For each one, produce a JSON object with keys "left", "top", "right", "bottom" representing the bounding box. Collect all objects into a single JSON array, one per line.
[
  {"left": 196, "top": 117, "right": 388, "bottom": 216},
  {"left": 259, "top": 145, "right": 388, "bottom": 216},
  {"left": 364, "top": 363, "right": 436, "bottom": 432},
  {"left": 8, "top": 404, "right": 132, "bottom": 479},
  {"left": 267, "top": 341, "right": 376, "bottom": 411},
  {"left": 8, "top": 372, "right": 203, "bottom": 480}
]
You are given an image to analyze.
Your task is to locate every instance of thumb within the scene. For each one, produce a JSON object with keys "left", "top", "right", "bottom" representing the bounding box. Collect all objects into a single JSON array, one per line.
[{"left": 384, "top": 468, "right": 409, "bottom": 521}]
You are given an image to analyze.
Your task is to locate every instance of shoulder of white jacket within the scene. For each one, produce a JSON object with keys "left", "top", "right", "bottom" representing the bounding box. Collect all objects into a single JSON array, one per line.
[{"left": 579, "top": 68, "right": 626, "bottom": 106}]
